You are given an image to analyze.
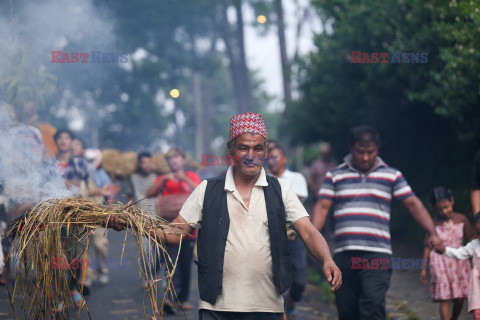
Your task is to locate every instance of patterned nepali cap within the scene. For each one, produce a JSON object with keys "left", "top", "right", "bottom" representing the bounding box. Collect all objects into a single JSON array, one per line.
[{"left": 228, "top": 112, "right": 268, "bottom": 144}]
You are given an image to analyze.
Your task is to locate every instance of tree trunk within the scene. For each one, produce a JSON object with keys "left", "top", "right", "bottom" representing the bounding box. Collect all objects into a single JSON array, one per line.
[
  {"left": 193, "top": 71, "right": 204, "bottom": 158},
  {"left": 233, "top": 0, "right": 251, "bottom": 113},
  {"left": 275, "top": 0, "right": 292, "bottom": 104},
  {"left": 220, "top": 0, "right": 251, "bottom": 113}
]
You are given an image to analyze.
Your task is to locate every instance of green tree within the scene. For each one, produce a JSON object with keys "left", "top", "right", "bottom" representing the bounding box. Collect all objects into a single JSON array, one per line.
[{"left": 284, "top": 0, "right": 479, "bottom": 239}]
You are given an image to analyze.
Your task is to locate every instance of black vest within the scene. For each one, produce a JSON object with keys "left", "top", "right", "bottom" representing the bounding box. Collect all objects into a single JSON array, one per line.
[{"left": 196, "top": 174, "right": 292, "bottom": 305}]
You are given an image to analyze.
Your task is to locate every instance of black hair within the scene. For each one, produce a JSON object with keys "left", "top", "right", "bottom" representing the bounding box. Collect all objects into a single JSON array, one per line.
[
  {"left": 349, "top": 125, "right": 380, "bottom": 147},
  {"left": 53, "top": 128, "right": 75, "bottom": 142},
  {"left": 268, "top": 145, "right": 286, "bottom": 157},
  {"left": 429, "top": 186, "right": 453, "bottom": 205},
  {"left": 137, "top": 151, "right": 152, "bottom": 162}
]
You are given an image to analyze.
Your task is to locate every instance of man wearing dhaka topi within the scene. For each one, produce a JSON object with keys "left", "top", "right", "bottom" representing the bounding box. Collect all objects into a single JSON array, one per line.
[{"left": 107, "top": 112, "right": 341, "bottom": 320}]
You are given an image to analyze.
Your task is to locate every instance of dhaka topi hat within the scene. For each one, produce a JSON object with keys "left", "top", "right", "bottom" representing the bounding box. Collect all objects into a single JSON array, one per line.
[{"left": 228, "top": 112, "right": 268, "bottom": 144}]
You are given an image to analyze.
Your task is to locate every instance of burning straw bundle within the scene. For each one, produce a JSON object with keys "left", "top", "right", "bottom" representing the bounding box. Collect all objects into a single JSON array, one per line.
[{"left": 5, "top": 197, "right": 183, "bottom": 319}]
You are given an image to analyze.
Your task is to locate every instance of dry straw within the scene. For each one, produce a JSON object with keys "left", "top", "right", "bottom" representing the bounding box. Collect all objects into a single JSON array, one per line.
[{"left": 5, "top": 197, "right": 183, "bottom": 319}]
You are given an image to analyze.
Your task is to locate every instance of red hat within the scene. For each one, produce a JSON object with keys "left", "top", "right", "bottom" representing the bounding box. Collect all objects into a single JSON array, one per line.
[{"left": 228, "top": 112, "right": 268, "bottom": 144}]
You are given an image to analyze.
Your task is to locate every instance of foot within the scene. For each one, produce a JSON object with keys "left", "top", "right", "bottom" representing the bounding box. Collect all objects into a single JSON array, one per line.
[
  {"left": 179, "top": 302, "right": 194, "bottom": 311},
  {"left": 143, "top": 280, "right": 152, "bottom": 290},
  {"left": 71, "top": 291, "right": 84, "bottom": 309},
  {"left": 98, "top": 273, "right": 109, "bottom": 285},
  {"left": 54, "top": 301, "right": 64, "bottom": 314},
  {"left": 163, "top": 298, "right": 176, "bottom": 315}
]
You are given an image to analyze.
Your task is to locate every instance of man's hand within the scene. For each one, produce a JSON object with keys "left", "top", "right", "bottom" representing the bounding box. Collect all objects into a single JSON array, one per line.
[
  {"left": 100, "top": 183, "right": 121, "bottom": 197},
  {"left": 323, "top": 259, "right": 342, "bottom": 292},
  {"left": 103, "top": 215, "right": 125, "bottom": 232},
  {"left": 174, "top": 170, "right": 187, "bottom": 181},
  {"left": 165, "top": 173, "right": 175, "bottom": 180},
  {"left": 426, "top": 234, "right": 445, "bottom": 253}
]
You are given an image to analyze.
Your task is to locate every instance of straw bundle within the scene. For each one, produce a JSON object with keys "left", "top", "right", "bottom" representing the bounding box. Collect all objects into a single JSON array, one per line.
[
  {"left": 101, "top": 149, "right": 121, "bottom": 176},
  {"left": 6, "top": 197, "right": 184, "bottom": 319},
  {"left": 117, "top": 151, "right": 138, "bottom": 176},
  {"left": 152, "top": 152, "right": 170, "bottom": 174}
]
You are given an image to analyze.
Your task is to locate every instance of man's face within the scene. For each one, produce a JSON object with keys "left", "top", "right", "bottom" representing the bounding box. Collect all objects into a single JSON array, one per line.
[
  {"left": 230, "top": 133, "right": 266, "bottom": 176},
  {"left": 56, "top": 133, "right": 72, "bottom": 153},
  {"left": 138, "top": 156, "right": 152, "bottom": 174},
  {"left": 350, "top": 141, "right": 378, "bottom": 173},
  {"left": 167, "top": 153, "right": 185, "bottom": 172},
  {"left": 71, "top": 139, "right": 84, "bottom": 157},
  {"left": 268, "top": 148, "right": 286, "bottom": 175}
]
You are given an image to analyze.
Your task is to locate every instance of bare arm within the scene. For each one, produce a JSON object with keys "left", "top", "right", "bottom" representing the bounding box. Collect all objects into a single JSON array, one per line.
[
  {"left": 311, "top": 198, "right": 333, "bottom": 231},
  {"left": 147, "top": 214, "right": 194, "bottom": 246},
  {"left": 293, "top": 216, "right": 341, "bottom": 291},
  {"left": 420, "top": 246, "right": 430, "bottom": 284},
  {"left": 175, "top": 171, "right": 200, "bottom": 190},
  {"left": 146, "top": 175, "right": 171, "bottom": 198},
  {"left": 106, "top": 214, "right": 194, "bottom": 247},
  {"left": 402, "top": 196, "right": 443, "bottom": 251},
  {"left": 471, "top": 189, "right": 480, "bottom": 215}
]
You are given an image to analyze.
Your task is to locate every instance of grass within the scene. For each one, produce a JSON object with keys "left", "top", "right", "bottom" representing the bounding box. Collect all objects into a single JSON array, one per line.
[{"left": 307, "top": 265, "right": 335, "bottom": 303}]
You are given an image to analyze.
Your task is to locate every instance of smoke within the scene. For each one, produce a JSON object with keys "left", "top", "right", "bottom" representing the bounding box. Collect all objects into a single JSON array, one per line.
[
  {"left": 0, "top": 0, "right": 117, "bottom": 134},
  {"left": 0, "top": 106, "right": 71, "bottom": 204}
]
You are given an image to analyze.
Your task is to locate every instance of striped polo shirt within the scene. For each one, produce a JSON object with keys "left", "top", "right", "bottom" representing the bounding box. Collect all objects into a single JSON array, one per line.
[{"left": 318, "top": 155, "right": 414, "bottom": 254}]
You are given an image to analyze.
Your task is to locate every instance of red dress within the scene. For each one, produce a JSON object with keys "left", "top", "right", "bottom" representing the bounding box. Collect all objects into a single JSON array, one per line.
[
  {"left": 429, "top": 220, "right": 472, "bottom": 301},
  {"left": 154, "top": 171, "right": 201, "bottom": 239}
]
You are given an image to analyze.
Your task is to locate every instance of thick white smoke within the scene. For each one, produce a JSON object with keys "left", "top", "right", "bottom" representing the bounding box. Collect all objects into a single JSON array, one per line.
[{"left": 0, "top": 107, "right": 71, "bottom": 204}]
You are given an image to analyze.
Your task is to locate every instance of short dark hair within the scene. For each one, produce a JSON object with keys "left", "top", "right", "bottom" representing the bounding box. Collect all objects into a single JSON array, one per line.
[
  {"left": 137, "top": 151, "right": 152, "bottom": 162},
  {"left": 54, "top": 128, "right": 74, "bottom": 142},
  {"left": 268, "top": 145, "right": 286, "bottom": 157},
  {"left": 429, "top": 186, "right": 453, "bottom": 205},
  {"left": 349, "top": 125, "right": 380, "bottom": 147}
]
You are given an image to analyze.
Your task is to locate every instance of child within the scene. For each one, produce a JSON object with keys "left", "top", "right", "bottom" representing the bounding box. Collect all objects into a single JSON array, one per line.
[
  {"left": 420, "top": 187, "right": 474, "bottom": 320},
  {"left": 441, "top": 211, "right": 480, "bottom": 319}
]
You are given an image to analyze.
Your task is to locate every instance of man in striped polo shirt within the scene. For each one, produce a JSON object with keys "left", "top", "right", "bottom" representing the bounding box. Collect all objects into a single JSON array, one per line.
[{"left": 311, "top": 125, "right": 443, "bottom": 320}]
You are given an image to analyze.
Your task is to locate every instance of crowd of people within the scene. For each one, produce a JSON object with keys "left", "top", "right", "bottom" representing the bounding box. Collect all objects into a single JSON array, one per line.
[{"left": 2, "top": 108, "right": 480, "bottom": 320}]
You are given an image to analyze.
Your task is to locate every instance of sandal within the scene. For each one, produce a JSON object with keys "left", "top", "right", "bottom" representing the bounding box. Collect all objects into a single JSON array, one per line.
[
  {"left": 54, "top": 302, "right": 64, "bottom": 314},
  {"left": 72, "top": 292, "right": 84, "bottom": 308}
]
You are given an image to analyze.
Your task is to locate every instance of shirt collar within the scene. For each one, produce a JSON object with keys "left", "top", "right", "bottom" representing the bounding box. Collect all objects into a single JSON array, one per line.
[
  {"left": 343, "top": 154, "right": 386, "bottom": 173},
  {"left": 224, "top": 165, "right": 268, "bottom": 192}
]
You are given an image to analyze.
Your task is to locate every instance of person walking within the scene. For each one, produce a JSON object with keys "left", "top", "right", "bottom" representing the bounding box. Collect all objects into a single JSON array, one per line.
[
  {"left": 311, "top": 125, "right": 444, "bottom": 320},
  {"left": 268, "top": 145, "right": 309, "bottom": 320},
  {"left": 146, "top": 146, "right": 201, "bottom": 311},
  {"left": 420, "top": 187, "right": 473, "bottom": 320},
  {"left": 107, "top": 112, "right": 341, "bottom": 320}
]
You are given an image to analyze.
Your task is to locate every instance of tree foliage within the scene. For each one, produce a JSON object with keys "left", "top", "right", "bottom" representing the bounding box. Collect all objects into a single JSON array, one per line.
[{"left": 284, "top": 0, "right": 480, "bottom": 237}]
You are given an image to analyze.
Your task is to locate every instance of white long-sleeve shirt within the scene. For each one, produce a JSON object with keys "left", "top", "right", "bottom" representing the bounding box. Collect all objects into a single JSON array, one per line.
[{"left": 445, "top": 238, "right": 480, "bottom": 259}]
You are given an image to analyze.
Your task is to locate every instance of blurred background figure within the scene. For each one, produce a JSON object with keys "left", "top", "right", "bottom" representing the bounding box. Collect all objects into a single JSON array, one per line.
[
  {"left": 146, "top": 146, "right": 201, "bottom": 311},
  {"left": 72, "top": 139, "right": 120, "bottom": 285},
  {"left": 53, "top": 128, "right": 90, "bottom": 309},
  {"left": 308, "top": 142, "right": 337, "bottom": 197},
  {"left": 268, "top": 145, "right": 309, "bottom": 320},
  {"left": 127, "top": 151, "right": 169, "bottom": 304}
]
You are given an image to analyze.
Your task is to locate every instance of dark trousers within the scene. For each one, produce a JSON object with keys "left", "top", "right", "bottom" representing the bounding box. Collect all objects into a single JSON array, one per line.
[
  {"left": 199, "top": 309, "right": 284, "bottom": 320},
  {"left": 173, "top": 238, "right": 195, "bottom": 302},
  {"left": 288, "top": 237, "right": 307, "bottom": 302},
  {"left": 334, "top": 251, "right": 391, "bottom": 320}
]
